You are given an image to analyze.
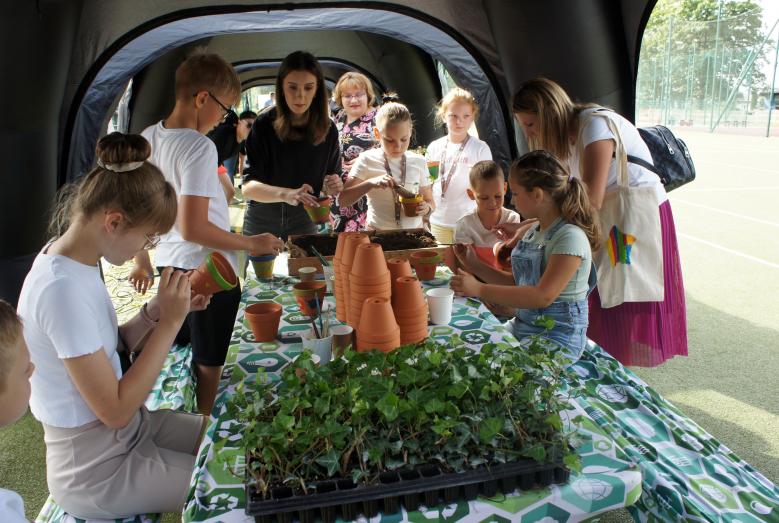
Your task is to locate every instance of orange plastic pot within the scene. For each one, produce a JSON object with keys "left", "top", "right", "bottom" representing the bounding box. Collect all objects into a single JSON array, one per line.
[
  {"left": 244, "top": 302, "right": 282, "bottom": 342},
  {"left": 190, "top": 252, "right": 237, "bottom": 296}
]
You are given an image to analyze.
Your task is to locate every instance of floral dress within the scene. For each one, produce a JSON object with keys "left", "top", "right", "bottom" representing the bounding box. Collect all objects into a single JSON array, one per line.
[{"left": 331, "top": 107, "right": 377, "bottom": 232}]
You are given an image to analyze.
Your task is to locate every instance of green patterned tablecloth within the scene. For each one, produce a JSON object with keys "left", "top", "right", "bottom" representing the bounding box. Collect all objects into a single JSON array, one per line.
[
  {"left": 569, "top": 346, "right": 779, "bottom": 522},
  {"left": 182, "top": 270, "right": 643, "bottom": 522}
]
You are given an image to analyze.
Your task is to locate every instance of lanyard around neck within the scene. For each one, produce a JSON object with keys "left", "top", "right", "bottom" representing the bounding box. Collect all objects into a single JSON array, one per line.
[
  {"left": 439, "top": 135, "right": 470, "bottom": 199},
  {"left": 383, "top": 152, "right": 406, "bottom": 226}
]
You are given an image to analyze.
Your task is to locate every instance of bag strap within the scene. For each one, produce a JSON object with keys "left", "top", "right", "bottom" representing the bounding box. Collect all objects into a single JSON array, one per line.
[
  {"left": 578, "top": 108, "right": 629, "bottom": 188},
  {"left": 626, "top": 154, "right": 661, "bottom": 176}
]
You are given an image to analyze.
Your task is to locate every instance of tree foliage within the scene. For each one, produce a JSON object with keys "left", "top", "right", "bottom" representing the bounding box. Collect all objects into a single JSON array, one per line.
[{"left": 638, "top": 0, "right": 772, "bottom": 112}]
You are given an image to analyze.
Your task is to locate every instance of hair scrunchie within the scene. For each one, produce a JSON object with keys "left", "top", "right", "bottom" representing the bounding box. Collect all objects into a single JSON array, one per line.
[{"left": 97, "top": 159, "right": 144, "bottom": 173}]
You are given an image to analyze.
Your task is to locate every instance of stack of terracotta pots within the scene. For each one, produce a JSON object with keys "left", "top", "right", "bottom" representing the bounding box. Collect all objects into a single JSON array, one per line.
[
  {"left": 332, "top": 233, "right": 351, "bottom": 322},
  {"left": 335, "top": 233, "right": 370, "bottom": 322},
  {"left": 356, "top": 297, "right": 400, "bottom": 352},
  {"left": 348, "top": 243, "right": 391, "bottom": 329},
  {"left": 387, "top": 258, "right": 413, "bottom": 296},
  {"left": 410, "top": 250, "right": 441, "bottom": 281},
  {"left": 392, "top": 276, "right": 429, "bottom": 345}
]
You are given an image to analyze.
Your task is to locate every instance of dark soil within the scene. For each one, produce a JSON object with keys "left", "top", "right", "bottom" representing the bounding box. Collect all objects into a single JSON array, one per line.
[{"left": 289, "top": 231, "right": 437, "bottom": 257}]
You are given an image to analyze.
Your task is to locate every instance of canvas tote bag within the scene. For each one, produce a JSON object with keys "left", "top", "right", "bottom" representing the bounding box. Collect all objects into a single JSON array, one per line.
[{"left": 581, "top": 111, "right": 664, "bottom": 308}]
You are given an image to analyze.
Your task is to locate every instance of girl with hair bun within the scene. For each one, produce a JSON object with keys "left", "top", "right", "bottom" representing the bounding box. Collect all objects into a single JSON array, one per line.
[
  {"left": 17, "top": 133, "right": 210, "bottom": 518},
  {"left": 451, "top": 150, "right": 598, "bottom": 365}
]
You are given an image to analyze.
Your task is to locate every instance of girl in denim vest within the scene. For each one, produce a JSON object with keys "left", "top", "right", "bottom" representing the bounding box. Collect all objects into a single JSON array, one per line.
[{"left": 451, "top": 150, "right": 599, "bottom": 364}]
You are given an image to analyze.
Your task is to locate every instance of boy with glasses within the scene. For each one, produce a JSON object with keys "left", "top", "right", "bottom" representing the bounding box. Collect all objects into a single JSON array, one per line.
[{"left": 135, "top": 52, "right": 282, "bottom": 416}]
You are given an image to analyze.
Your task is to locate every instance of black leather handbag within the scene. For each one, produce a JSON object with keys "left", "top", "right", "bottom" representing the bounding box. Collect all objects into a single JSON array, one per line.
[{"left": 627, "top": 125, "right": 696, "bottom": 192}]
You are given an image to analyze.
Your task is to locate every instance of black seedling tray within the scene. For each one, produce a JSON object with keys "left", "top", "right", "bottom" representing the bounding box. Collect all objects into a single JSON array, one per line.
[{"left": 246, "top": 458, "right": 570, "bottom": 522}]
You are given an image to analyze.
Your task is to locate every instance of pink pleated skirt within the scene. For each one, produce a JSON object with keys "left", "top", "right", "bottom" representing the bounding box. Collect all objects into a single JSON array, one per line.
[{"left": 587, "top": 200, "right": 688, "bottom": 367}]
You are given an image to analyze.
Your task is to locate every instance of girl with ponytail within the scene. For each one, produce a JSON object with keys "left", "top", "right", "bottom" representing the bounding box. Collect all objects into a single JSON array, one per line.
[{"left": 451, "top": 150, "right": 598, "bottom": 365}]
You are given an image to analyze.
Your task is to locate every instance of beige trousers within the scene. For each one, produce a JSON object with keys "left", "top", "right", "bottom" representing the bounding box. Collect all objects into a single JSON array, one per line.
[{"left": 43, "top": 407, "right": 204, "bottom": 519}]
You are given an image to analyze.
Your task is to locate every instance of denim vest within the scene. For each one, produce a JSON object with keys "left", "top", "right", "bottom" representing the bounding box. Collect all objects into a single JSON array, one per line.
[{"left": 506, "top": 219, "right": 596, "bottom": 364}]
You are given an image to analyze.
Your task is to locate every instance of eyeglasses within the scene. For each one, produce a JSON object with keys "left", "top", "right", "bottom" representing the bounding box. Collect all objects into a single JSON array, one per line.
[
  {"left": 143, "top": 233, "right": 161, "bottom": 251},
  {"left": 342, "top": 92, "right": 367, "bottom": 100},
  {"left": 207, "top": 91, "right": 234, "bottom": 120}
]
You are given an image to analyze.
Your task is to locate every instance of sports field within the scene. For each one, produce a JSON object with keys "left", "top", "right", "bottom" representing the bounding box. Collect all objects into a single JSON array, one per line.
[{"left": 0, "top": 130, "right": 776, "bottom": 521}]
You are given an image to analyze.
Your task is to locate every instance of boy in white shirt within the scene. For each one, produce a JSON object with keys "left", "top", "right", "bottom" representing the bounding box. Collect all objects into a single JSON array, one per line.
[
  {"left": 451, "top": 161, "right": 521, "bottom": 269},
  {"left": 0, "top": 300, "right": 35, "bottom": 523},
  {"left": 134, "top": 52, "right": 282, "bottom": 416}
]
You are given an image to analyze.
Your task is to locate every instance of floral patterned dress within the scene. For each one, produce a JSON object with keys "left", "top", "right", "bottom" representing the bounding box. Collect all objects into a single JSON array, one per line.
[{"left": 331, "top": 107, "right": 377, "bottom": 232}]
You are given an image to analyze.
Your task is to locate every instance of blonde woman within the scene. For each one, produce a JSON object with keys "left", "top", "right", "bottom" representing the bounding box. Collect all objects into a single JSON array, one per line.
[
  {"left": 509, "top": 77, "right": 687, "bottom": 367},
  {"left": 330, "top": 72, "right": 378, "bottom": 231}
]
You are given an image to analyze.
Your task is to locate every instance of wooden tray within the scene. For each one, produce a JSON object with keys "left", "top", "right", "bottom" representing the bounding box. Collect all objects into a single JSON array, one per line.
[{"left": 286, "top": 230, "right": 446, "bottom": 276}]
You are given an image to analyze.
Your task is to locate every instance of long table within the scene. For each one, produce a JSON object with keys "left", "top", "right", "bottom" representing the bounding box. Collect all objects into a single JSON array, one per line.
[{"left": 182, "top": 269, "right": 643, "bottom": 522}]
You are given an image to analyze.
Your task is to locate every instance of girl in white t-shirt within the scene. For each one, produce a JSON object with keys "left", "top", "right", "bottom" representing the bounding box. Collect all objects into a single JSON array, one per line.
[
  {"left": 511, "top": 77, "right": 687, "bottom": 367},
  {"left": 340, "top": 99, "right": 434, "bottom": 230},
  {"left": 17, "top": 133, "right": 209, "bottom": 519},
  {"left": 426, "top": 88, "right": 493, "bottom": 243}
]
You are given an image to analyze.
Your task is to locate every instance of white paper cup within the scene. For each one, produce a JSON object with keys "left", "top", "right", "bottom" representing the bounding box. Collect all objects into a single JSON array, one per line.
[
  {"left": 299, "top": 266, "right": 317, "bottom": 282},
  {"left": 322, "top": 265, "right": 335, "bottom": 293},
  {"left": 426, "top": 287, "right": 455, "bottom": 325},
  {"left": 301, "top": 328, "right": 333, "bottom": 363}
]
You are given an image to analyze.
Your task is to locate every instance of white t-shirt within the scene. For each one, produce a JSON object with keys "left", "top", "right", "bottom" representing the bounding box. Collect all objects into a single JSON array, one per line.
[
  {"left": 0, "top": 488, "right": 27, "bottom": 523},
  {"left": 350, "top": 148, "right": 431, "bottom": 230},
  {"left": 17, "top": 250, "right": 121, "bottom": 428},
  {"left": 426, "top": 135, "right": 492, "bottom": 228},
  {"left": 569, "top": 108, "right": 667, "bottom": 205},
  {"left": 454, "top": 207, "right": 522, "bottom": 247},
  {"left": 142, "top": 122, "right": 237, "bottom": 271}
]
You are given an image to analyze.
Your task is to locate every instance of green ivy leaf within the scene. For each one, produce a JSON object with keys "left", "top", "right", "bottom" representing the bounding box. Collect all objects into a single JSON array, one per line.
[
  {"left": 376, "top": 392, "right": 400, "bottom": 422},
  {"left": 424, "top": 398, "right": 446, "bottom": 413},
  {"left": 478, "top": 417, "right": 503, "bottom": 443},
  {"left": 315, "top": 449, "right": 341, "bottom": 477},
  {"left": 273, "top": 414, "right": 295, "bottom": 433},
  {"left": 533, "top": 316, "right": 556, "bottom": 330},
  {"left": 428, "top": 351, "right": 442, "bottom": 366},
  {"left": 545, "top": 413, "right": 562, "bottom": 430}
]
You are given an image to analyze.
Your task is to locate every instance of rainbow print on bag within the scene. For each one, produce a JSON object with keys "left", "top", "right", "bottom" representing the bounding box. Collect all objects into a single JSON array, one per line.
[{"left": 606, "top": 225, "right": 636, "bottom": 266}]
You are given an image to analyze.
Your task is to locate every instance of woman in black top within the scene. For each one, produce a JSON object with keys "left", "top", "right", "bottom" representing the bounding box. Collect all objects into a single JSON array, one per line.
[{"left": 242, "top": 51, "right": 343, "bottom": 240}]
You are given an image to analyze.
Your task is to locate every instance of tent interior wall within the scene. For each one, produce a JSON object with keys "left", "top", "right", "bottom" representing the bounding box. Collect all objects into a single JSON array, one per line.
[{"left": 0, "top": 0, "right": 656, "bottom": 305}]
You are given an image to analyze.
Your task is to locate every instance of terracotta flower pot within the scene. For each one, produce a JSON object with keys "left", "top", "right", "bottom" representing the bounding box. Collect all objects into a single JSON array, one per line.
[
  {"left": 292, "top": 281, "right": 327, "bottom": 317},
  {"left": 493, "top": 242, "right": 513, "bottom": 270},
  {"left": 350, "top": 244, "right": 389, "bottom": 279},
  {"left": 244, "top": 302, "right": 282, "bottom": 342},
  {"left": 356, "top": 297, "right": 399, "bottom": 352},
  {"left": 340, "top": 233, "right": 371, "bottom": 313},
  {"left": 357, "top": 325, "right": 401, "bottom": 353},
  {"left": 387, "top": 257, "right": 412, "bottom": 280},
  {"left": 304, "top": 196, "right": 332, "bottom": 224},
  {"left": 410, "top": 250, "right": 441, "bottom": 265},
  {"left": 391, "top": 276, "right": 426, "bottom": 310},
  {"left": 399, "top": 194, "right": 423, "bottom": 217},
  {"left": 190, "top": 252, "right": 237, "bottom": 296},
  {"left": 248, "top": 253, "right": 276, "bottom": 280},
  {"left": 427, "top": 160, "right": 440, "bottom": 181},
  {"left": 350, "top": 279, "right": 391, "bottom": 294},
  {"left": 400, "top": 328, "right": 428, "bottom": 345}
]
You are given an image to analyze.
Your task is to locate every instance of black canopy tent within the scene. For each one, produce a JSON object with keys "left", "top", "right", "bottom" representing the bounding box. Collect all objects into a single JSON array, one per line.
[{"left": 0, "top": 0, "right": 656, "bottom": 304}]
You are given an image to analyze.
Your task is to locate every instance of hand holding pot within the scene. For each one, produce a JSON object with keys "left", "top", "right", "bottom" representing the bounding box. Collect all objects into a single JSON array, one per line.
[
  {"left": 156, "top": 267, "right": 192, "bottom": 326},
  {"left": 492, "top": 218, "right": 538, "bottom": 242},
  {"left": 283, "top": 184, "right": 319, "bottom": 207},
  {"left": 450, "top": 268, "right": 483, "bottom": 298},
  {"left": 323, "top": 174, "right": 343, "bottom": 196},
  {"left": 414, "top": 199, "right": 431, "bottom": 217},
  {"left": 247, "top": 233, "right": 284, "bottom": 256}
]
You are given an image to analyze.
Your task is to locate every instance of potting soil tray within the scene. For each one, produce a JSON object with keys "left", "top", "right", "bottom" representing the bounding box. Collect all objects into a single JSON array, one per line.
[
  {"left": 246, "top": 458, "right": 570, "bottom": 522},
  {"left": 286, "top": 229, "right": 445, "bottom": 276}
]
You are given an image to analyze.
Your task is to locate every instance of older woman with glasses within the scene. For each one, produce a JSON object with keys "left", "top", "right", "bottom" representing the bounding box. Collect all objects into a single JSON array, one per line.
[{"left": 329, "top": 72, "right": 379, "bottom": 232}]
